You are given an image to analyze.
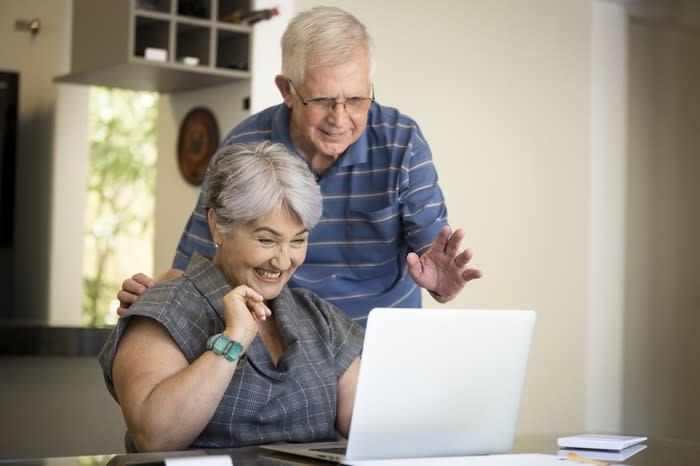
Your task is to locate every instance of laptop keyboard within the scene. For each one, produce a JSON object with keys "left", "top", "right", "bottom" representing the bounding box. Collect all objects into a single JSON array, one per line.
[{"left": 311, "top": 447, "right": 347, "bottom": 455}]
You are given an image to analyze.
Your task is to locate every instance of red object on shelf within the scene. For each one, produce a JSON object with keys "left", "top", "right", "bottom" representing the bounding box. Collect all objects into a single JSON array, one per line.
[{"left": 241, "top": 7, "right": 279, "bottom": 25}]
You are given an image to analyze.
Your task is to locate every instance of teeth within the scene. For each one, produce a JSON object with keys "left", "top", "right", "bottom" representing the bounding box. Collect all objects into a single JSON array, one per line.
[{"left": 257, "top": 269, "right": 281, "bottom": 279}]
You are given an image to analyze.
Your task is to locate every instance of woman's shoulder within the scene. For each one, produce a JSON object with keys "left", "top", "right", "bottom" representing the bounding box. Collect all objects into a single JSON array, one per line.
[{"left": 124, "top": 274, "right": 216, "bottom": 333}]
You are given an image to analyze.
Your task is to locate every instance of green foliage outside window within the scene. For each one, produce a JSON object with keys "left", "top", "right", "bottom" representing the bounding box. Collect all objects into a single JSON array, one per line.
[{"left": 83, "top": 87, "right": 158, "bottom": 327}]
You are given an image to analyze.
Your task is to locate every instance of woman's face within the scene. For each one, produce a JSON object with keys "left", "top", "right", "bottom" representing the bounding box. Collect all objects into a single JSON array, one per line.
[{"left": 210, "top": 208, "right": 309, "bottom": 301}]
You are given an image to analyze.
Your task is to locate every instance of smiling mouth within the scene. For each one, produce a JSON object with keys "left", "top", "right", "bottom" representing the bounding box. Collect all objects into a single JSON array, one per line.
[
  {"left": 320, "top": 128, "right": 346, "bottom": 138},
  {"left": 255, "top": 268, "right": 282, "bottom": 280}
]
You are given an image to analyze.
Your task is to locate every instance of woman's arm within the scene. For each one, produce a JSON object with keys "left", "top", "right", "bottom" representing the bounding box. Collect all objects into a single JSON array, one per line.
[
  {"left": 112, "top": 285, "right": 267, "bottom": 452},
  {"left": 335, "top": 356, "right": 361, "bottom": 438},
  {"left": 112, "top": 316, "right": 243, "bottom": 451}
]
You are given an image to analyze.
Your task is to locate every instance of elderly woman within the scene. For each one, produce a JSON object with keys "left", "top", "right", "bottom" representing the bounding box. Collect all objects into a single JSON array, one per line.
[{"left": 99, "top": 141, "right": 364, "bottom": 452}]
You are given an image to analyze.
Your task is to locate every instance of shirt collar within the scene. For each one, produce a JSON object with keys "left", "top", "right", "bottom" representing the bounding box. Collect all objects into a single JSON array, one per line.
[{"left": 182, "top": 252, "right": 230, "bottom": 324}]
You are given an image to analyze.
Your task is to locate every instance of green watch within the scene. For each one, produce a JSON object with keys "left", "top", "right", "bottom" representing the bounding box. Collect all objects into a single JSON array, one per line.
[{"left": 206, "top": 333, "right": 243, "bottom": 362}]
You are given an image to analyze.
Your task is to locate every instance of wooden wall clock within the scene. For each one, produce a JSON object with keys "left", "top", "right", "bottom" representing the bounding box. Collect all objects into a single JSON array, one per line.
[{"left": 177, "top": 107, "right": 219, "bottom": 186}]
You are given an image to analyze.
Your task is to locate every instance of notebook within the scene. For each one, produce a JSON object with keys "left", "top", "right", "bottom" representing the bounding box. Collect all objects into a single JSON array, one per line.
[{"left": 262, "top": 307, "right": 536, "bottom": 463}]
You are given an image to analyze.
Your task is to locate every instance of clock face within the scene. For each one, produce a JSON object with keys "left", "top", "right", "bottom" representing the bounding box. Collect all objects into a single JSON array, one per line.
[{"left": 177, "top": 108, "right": 219, "bottom": 185}]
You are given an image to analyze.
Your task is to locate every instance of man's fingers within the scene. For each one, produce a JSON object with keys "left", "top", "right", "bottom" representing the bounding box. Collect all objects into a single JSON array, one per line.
[
  {"left": 405, "top": 252, "right": 423, "bottom": 280},
  {"left": 454, "top": 248, "right": 474, "bottom": 268},
  {"left": 462, "top": 268, "right": 483, "bottom": 281},
  {"left": 117, "top": 289, "right": 139, "bottom": 305},
  {"left": 444, "top": 228, "right": 465, "bottom": 257},
  {"left": 432, "top": 226, "right": 451, "bottom": 251},
  {"left": 131, "top": 273, "right": 155, "bottom": 288},
  {"left": 121, "top": 274, "right": 154, "bottom": 295}
]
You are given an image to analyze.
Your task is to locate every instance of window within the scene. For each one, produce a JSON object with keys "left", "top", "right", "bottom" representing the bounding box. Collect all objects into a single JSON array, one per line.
[{"left": 82, "top": 87, "right": 158, "bottom": 327}]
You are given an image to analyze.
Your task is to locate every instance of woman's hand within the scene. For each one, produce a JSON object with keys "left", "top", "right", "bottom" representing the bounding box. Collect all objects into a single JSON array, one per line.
[{"left": 222, "top": 285, "right": 271, "bottom": 349}]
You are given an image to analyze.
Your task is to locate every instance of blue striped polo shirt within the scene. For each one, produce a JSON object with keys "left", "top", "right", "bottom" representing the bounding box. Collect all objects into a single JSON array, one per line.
[{"left": 173, "top": 102, "right": 449, "bottom": 324}]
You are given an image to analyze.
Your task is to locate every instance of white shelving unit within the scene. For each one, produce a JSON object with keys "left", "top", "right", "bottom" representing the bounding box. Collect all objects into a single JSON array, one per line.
[{"left": 56, "top": 0, "right": 254, "bottom": 93}]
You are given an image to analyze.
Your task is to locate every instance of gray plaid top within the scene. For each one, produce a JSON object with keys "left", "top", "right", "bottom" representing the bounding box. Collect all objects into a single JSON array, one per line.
[{"left": 99, "top": 253, "right": 364, "bottom": 451}]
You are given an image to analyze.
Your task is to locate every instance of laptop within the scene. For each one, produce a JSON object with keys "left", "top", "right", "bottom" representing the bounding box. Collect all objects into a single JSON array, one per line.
[{"left": 262, "top": 307, "right": 536, "bottom": 463}]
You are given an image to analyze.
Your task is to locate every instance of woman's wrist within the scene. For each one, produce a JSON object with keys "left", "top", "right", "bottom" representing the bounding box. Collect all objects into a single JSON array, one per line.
[{"left": 223, "top": 326, "right": 255, "bottom": 350}]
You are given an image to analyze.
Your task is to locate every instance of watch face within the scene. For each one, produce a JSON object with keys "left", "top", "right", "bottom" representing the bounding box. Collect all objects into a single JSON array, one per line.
[
  {"left": 207, "top": 334, "right": 243, "bottom": 361},
  {"left": 177, "top": 107, "right": 219, "bottom": 186},
  {"left": 213, "top": 335, "right": 230, "bottom": 354}
]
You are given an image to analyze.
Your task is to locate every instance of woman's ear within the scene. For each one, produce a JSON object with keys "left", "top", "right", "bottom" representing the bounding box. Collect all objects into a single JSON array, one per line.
[
  {"left": 275, "top": 75, "right": 294, "bottom": 108},
  {"left": 207, "top": 210, "right": 222, "bottom": 247}
]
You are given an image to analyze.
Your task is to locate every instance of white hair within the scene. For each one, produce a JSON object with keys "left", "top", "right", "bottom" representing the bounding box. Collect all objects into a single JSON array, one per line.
[
  {"left": 204, "top": 141, "right": 322, "bottom": 236},
  {"left": 281, "top": 6, "right": 376, "bottom": 84}
]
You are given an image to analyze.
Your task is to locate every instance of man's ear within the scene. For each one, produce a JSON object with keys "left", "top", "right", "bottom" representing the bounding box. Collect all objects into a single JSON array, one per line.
[
  {"left": 275, "top": 75, "right": 293, "bottom": 108},
  {"left": 207, "top": 210, "right": 222, "bottom": 246}
]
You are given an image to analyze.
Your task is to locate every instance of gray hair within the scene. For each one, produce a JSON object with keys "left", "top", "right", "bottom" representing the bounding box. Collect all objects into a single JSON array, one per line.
[
  {"left": 204, "top": 141, "right": 322, "bottom": 237},
  {"left": 281, "top": 6, "right": 376, "bottom": 85}
]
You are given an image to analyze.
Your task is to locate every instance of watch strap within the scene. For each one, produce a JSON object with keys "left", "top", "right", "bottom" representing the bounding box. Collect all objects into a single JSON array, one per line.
[{"left": 206, "top": 333, "right": 243, "bottom": 362}]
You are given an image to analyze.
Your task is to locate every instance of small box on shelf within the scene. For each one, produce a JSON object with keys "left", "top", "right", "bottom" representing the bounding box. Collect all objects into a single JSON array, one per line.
[{"left": 178, "top": 56, "right": 200, "bottom": 66}]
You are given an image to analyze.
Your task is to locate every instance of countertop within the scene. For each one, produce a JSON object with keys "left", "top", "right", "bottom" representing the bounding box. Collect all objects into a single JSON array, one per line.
[{"left": 0, "top": 324, "right": 111, "bottom": 357}]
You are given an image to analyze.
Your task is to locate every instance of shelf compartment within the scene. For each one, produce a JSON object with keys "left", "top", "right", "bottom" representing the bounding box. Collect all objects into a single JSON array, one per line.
[
  {"left": 134, "top": 16, "right": 170, "bottom": 60},
  {"left": 177, "top": 0, "right": 212, "bottom": 19},
  {"left": 175, "top": 22, "right": 211, "bottom": 66},
  {"left": 135, "top": 0, "right": 172, "bottom": 14},
  {"left": 216, "top": 29, "right": 249, "bottom": 71}
]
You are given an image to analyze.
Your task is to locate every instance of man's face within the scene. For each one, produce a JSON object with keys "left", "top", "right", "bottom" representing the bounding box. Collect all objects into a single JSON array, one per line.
[{"left": 286, "top": 47, "right": 373, "bottom": 163}]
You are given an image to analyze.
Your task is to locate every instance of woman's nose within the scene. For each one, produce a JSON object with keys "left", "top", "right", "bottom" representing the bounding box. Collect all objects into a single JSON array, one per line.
[{"left": 270, "top": 246, "right": 291, "bottom": 270}]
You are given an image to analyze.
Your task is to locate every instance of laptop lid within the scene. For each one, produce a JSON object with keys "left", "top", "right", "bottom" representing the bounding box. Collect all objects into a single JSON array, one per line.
[
  {"left": 262, "top": 308, "right": 536, "bottom": 462},
  {"left": 345, "top": 307, "right": 535, "bottom": 461}
]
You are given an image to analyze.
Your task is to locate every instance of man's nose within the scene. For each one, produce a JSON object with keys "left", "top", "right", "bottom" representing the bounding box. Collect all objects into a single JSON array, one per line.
[{"left": 326, "top": 101, "right": 349, "bottom": 124}]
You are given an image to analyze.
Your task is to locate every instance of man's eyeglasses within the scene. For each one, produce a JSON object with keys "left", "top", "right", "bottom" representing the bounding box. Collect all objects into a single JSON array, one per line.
[{"left": 288, "top": 79, "right": 375, "bottom": 114}]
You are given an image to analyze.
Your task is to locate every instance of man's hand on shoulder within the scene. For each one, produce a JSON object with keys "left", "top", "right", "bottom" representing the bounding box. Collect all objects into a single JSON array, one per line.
[{"left": 116, "top": 269, "right": 184, "bottom": 316}]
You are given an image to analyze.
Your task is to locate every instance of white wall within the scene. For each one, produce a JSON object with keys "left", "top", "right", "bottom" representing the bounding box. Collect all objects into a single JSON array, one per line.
[
  {"left": 49, "top": 83, "right": 88, "bottom": 326},
  {"left": 586, "top": 0, "right": 628, "bottom": 433},
  {"left": 249, "top": 0, "right": 290, "bottom": 112}
]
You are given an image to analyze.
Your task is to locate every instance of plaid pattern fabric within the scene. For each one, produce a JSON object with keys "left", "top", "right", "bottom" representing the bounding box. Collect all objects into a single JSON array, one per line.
[
  {"left": 99, "top": 253, "right": 364, "bottom": 450},
  {"left": 172, "top": 103, "right": 449, "bottom": 325}
]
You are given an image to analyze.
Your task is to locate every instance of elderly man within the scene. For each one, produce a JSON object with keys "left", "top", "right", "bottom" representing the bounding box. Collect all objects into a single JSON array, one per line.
[{"left": 119, "top": 6, "right": 481, "bottom": 325}]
